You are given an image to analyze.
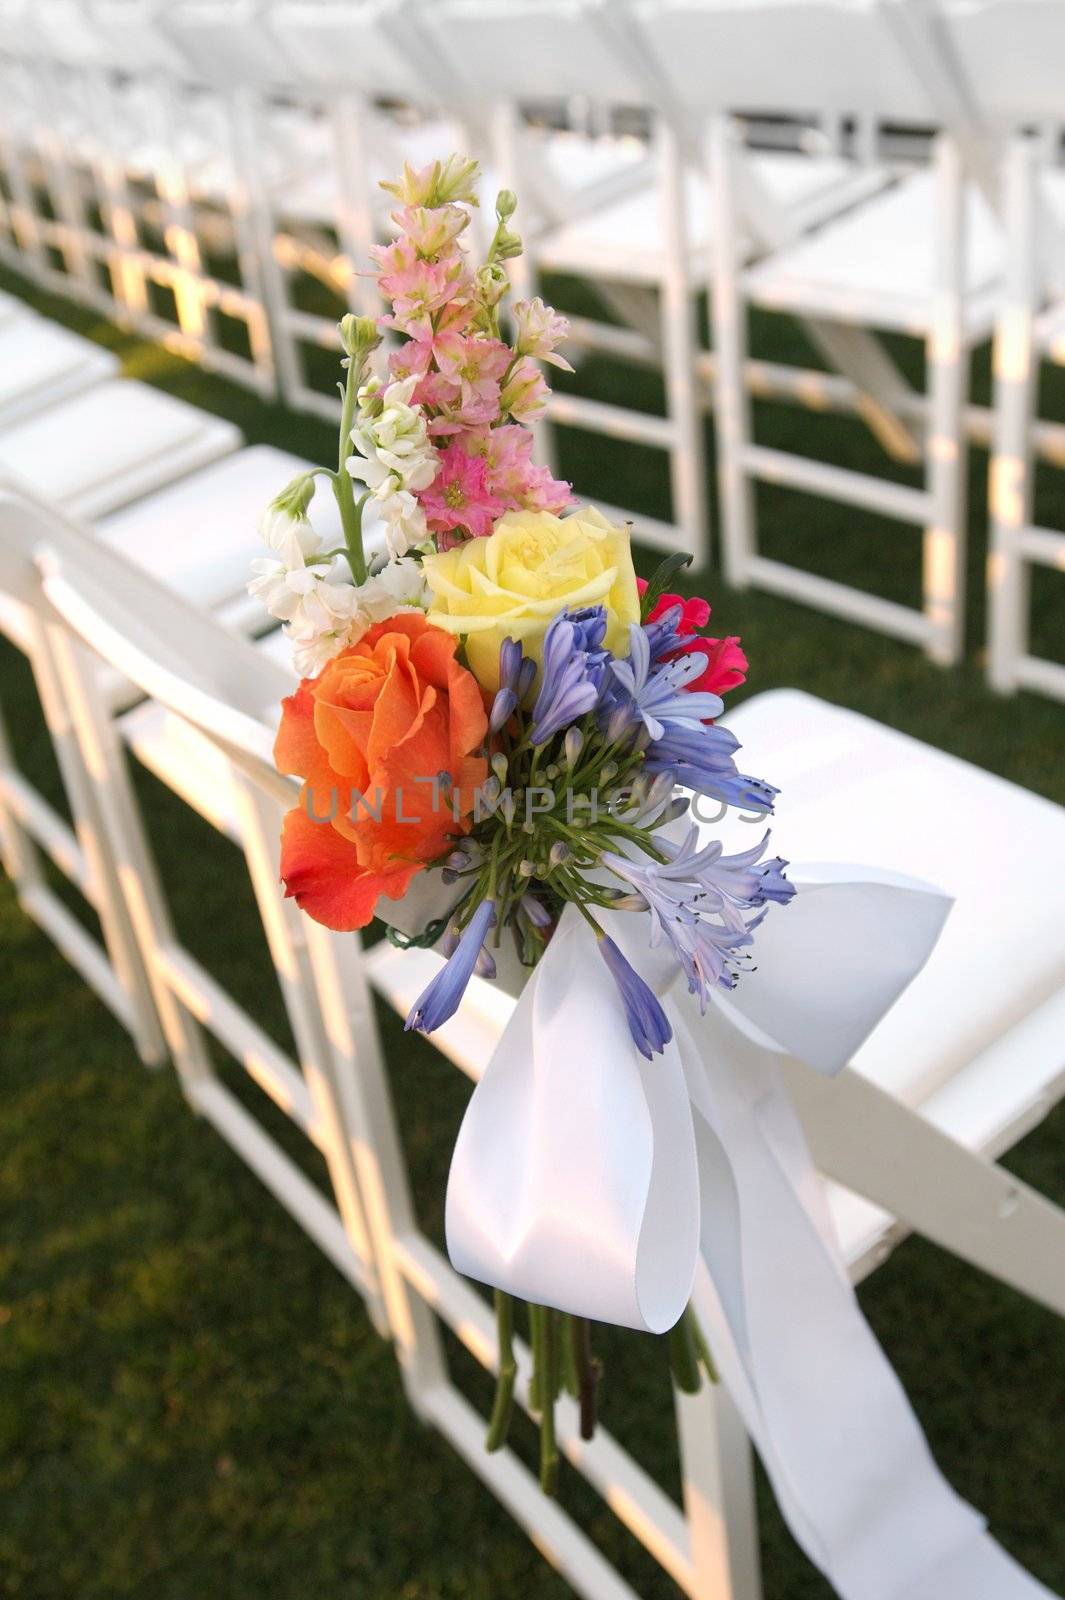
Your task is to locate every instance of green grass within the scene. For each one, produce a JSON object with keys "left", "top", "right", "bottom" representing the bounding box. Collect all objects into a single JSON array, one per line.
[{"left": 0, "top": 261, "right": 1063, "bottom": 1600}]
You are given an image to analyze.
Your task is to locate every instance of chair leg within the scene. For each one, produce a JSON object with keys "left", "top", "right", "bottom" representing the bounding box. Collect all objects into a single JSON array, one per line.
[
  {"left": 232, "top": 775, "right": 390, "bottom": 1339},
  {"left": 708, "top": 116, "right": 756, "bottom": 588},
  {"left": 924, "top": 133, "right": 969, "bottom": 668},
  {"left": 45, "top": 622, "right": 212, "bottom": 1085},
  {"left": 658, "top": 119, "right": 710, "bottom": 567},
  {"left": 676, "top": 1377, "right": 763, "bottom": 1600},
  {"left": 28, "top": 618, "right": 167, "bottom": 1067},
  {"left": 988, "top": 135, "right": 1040, "bottom": 695},
  {"left": 303, "top": 918, "right": 452, "bottom": 1412},
  {"left": 0, "top": 697, "right": 47, "bottom": 897}
]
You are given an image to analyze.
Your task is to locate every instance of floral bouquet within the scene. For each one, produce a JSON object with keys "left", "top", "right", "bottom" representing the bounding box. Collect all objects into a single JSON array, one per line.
[{"left": 249, "top": 154, "right": 791, "bottom": 1488}]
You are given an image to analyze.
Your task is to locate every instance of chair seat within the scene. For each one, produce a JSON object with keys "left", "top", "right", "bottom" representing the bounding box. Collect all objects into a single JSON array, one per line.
[
  {"left": 95, "top": 445, "right": 336, "bottom": 635},
  {"left": 534, "top": 154, "right": 886, "bottom": 283},
  {"left": 718, "top": 691, "right": 1065, "bottom": 1110},
  {"left": 0, "top": 380, "right": 241, "bottom": 522},
  {"left": 0, "top": 316, "right": 118, "bottom": 428},
  {"left": 0, "top": 289, "right": 26, "bottom": 328},
  {"left": 742, "top": 169, "right": 1025, "bottom": 337}
]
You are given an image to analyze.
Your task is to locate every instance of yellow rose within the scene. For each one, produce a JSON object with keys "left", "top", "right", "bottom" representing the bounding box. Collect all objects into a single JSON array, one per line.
[{"left": 422, "top": 507, "right": 641, "bottom": 692}]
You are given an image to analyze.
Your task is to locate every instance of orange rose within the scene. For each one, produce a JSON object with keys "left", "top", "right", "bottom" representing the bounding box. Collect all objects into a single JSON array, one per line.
[{"left": 275, "top": 613, "right": 488, "bottom": 931}]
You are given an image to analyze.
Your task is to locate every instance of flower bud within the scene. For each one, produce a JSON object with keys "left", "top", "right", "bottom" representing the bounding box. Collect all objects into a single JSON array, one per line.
[
  {"left": 563, "top": 727, "right": 584, "bottom": 769},
  {"left": 518, "top": 859, "right": 535, "bottom": 877},
  {"left": 495, "top": 188, "right": 518, "bottom": 220},
  {"left": 339, "top": 313, "right": 382, "bottom": 361},
  {"left": 490, "top": 751, "right": 509, "bottom": 785},
  {"left": 548, "top": 842, "right": 570, "bottom": 869}
]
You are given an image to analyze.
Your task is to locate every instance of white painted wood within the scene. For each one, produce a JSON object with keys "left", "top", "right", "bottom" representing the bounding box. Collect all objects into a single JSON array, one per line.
[
  {"left": 986, "top": 132, "right": 1065, "bottom": 702},
  {"left": 923, "top": 134, "right": 969, "bottom": 665},
  {"left": 709, "top": 115, "right": 756, "bottom": 588}
]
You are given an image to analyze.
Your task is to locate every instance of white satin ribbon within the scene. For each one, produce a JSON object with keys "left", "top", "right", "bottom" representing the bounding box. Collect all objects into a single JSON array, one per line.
[{"left": 444, "top": 866, "right": 1057, "bottom": 1600}]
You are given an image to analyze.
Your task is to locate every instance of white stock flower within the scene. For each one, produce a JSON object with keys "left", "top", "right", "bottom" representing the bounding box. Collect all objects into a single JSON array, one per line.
[
  {"left": 378, "top": 487, "right": 430, "bottom": 558},
  {"left": 347, "top": 376, "right": 438, "bottom": 507},
  {"left": 512, "top": 296, "right": 573, "bottom": 370},
  {"left": 361, "top": 555, "right": 430, "bottom": 618},
  {"left": 285, "top": 573, "right": 365, "bottom": 675}
]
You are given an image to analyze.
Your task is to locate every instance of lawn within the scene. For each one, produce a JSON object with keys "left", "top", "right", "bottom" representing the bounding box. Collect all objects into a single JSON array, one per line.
[{"left": 0, "top": 260, "right": 1063, "bottom": 1600}]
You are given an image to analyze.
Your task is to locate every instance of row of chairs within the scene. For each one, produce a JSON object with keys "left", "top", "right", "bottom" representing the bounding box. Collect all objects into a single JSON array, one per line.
[
  {"left": 0, "top": 0, "right": 1062, "bottom": 699},
  {"left": 2, "top": 294, "right": 1064, "bottom": 1599}
]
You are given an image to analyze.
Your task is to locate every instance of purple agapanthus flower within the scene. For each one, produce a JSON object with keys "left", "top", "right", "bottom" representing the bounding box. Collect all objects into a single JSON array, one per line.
[
  {"left": 643, "top": 723, "right": 779, "bottom": 813},
  {"left": 406, "top": 898, "right": 497, "bottom": 1034},
  {"left": 602, "top": 828, "right": 794, "bottom": 1011},
  {"left": 530, "top": 608, "right": 611, "bottom": 745},
  {"left": 490, "top": 637, "right": 536, "bottom": 732},
  {"left": 597, "top": 934, "right": 673, "bottom": 1059},
  {"left": 607, "top": 624, "right": 723, "bottom": 742}
]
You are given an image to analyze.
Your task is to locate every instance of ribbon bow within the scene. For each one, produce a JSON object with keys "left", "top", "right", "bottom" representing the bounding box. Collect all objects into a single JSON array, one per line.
[{"left": 445, "top": 866, "right": 1057, "bottom": 1600}]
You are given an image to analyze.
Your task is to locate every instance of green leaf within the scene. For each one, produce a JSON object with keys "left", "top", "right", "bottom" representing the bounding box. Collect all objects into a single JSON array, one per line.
[{"left": 640, "top": 552, "right": 694, "bottom": 620}]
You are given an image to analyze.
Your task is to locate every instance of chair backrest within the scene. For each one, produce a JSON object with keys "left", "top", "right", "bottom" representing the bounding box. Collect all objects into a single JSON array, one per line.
[
  {"left": 88, "top": 0, "right": 190, "bottom": 75},
  {"left": 268, "top": 0, "right": 438, "bottom": 100},
  {"left": 937, "top": 0, "right": 1065, "bottom": 126},
  {"left": 0, "top": 482, "right": 289, "bottom": 769},
  {"left": 409, "top": 0, "right": 651, "bottom": 109},
  {"left": 163, "top": 0, "right": 294, "bottom": 89},
  {"left": 628, "top": 0, "right": 951, "bottom": 125}
]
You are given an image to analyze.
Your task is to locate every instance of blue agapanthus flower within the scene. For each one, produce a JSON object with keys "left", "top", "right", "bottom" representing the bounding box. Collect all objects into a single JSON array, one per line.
[
  {"left": 596, "top": 933, "right": 672, "bottom": 1059},
  {"left": 530, "top": 607, "right": 611, "bottom": 745},
  {"left": 406, "top": 898, "right": 497, "bottom": 1034},
  {"left": 643, "top": 723, "right": 779, "bottom": 813},
  {"left": 602, "top": 828, "right": 794, "bottom": 1010},
  {"left": 608, "top": 623, "right": 723, "bottom": 742}
]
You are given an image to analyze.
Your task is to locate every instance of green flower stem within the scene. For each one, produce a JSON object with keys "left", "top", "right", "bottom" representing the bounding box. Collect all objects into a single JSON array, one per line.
[
  {"left": 527, "top": 1303, "right": 545, "bottom": 1412},
  {"left": 687, "top": 1304, "right": 719, "bottom": 1385},
  {"left": 668, "top": 1307, "right": 702, "bottom": 1394},
  {"left": 571, "top": 1316, "right": 601, "bottom": 1442},
  {"left": 539, "top": 1309, "right": 560, "bottom": 1496},
  {"left": 485, "top": 1291, "right": 517, "bottom": 1452},
  {"left": 332, "top": 355, "right": 368, "bottom": 584},
  {"left": 561, "top": 1313, "right": 580, "bottom": 1398}
]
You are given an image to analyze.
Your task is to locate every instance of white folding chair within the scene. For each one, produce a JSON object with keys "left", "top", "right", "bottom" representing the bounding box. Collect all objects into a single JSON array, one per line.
[
  {"left": 619, "top": 0, "right": 1011, "bottom": 666},
  {"left": 0, "top": 314, "right": 118, "bottom": 429},
  {"left": 64, "top": 0, "right": 281, "bottom": 394},
  {"left": 0, "top": 482, "right": 388, "bottom": 1333},
  {"left": 0, "top": 2, "right": 105, "bottom": 306}
]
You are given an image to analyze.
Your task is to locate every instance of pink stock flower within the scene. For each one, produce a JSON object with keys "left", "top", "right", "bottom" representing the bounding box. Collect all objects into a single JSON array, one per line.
[
  {"left": 390, "top": 203, "right": 469, "bottom": 259},
  {"left": 500, "top": 355, "right": 550, "bottom": 423},
  {"left": 419, "top": 443, "right": 506, "bottom": 543},
  {"left": 373, "top": 239, "right": 474, "bottom": 337},
  {"left": 512, "top": 296, "right": 573, "bottom": 369},
  {"left": 428, "top": 332, "right": 512, "bottom": 432},
  {"left": 462, "top": 424, "right": 573, "bottom": 514}
]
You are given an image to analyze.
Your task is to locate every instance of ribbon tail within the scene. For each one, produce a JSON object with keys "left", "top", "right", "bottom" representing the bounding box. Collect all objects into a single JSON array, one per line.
[{"left": 674, "top": 999, "right": 1058, "bottom": 1600}]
